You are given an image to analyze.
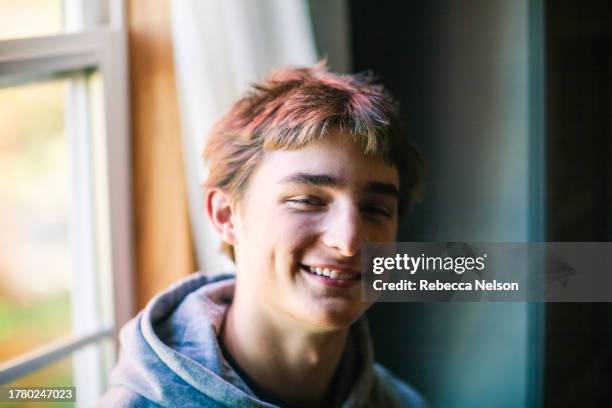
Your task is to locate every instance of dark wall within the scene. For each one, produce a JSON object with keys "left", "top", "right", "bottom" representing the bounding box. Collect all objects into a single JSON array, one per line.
[{"left": 543, "top": 1, "right": 612, "bottom": 406}]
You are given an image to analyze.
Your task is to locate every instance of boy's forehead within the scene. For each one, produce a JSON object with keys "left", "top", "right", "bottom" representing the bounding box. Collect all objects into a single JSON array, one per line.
[
  {"left": 258, "top": 138, "right": 399, "bottom": 187},
  {"left": 270, "top": 131, "right": 378, "bottom": 161}
]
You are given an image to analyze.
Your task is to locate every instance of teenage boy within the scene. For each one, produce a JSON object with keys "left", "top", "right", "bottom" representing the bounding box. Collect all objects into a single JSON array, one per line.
[{"left": 98, "top": 63, "right": 424, "bottom": 407}]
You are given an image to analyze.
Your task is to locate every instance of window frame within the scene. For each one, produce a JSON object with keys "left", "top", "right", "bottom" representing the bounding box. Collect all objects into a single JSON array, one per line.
[{"left": 0, "top": 0, "right": 134, "bottom": 401}]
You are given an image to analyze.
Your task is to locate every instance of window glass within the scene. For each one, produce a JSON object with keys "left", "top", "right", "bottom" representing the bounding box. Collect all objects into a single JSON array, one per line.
[
  {"left": 0, "top": 79, "right": 73, "bottom": 363},
  {"left": 3, "top": 338, "right": 116, "bottom": 407},
  {"left": 0, "top": 0, "right": 63, "bottom": 40}
]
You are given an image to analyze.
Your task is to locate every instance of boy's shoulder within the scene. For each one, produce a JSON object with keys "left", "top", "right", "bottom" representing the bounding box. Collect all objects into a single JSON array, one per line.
[
  {"left": 370, "top": 363, "right": 426, "bottom": 408},
  {"left": 96, "top": 385, "right": 225, "bottom": 408},
  {"left": 96, "top": 386, "right": 161, "bottom": 408}
]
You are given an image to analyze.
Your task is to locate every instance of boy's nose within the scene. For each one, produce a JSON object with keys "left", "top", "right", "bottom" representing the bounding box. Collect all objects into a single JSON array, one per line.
[{"left": 321, "top": 206, "right": 363, "bottom": 257}]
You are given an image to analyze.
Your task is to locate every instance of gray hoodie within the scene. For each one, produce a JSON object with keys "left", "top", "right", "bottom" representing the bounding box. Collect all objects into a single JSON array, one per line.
[{"left": 97, "top": 272, "right": 424, "bottom": 407}]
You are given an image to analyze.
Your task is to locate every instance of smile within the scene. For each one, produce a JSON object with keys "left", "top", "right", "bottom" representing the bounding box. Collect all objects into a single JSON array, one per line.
[{"left": 300, "top": 264, "right": 361, "bottom": 281}]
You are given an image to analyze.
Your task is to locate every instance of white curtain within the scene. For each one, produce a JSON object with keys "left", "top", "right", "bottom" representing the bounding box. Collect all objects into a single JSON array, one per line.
[{"left": 170, "top": 0, "right": 318, "bottom": 273}]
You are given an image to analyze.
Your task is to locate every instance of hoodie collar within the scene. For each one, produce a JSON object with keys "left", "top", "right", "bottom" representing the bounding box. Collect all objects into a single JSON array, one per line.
[{"left": 113, "top": 272, "right": 375, "bottom": 407}]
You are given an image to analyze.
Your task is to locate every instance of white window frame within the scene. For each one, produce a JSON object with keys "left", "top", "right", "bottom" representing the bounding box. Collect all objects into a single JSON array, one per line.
[{"left": 0, "top": 0, "right": 134, "bottom": 405}]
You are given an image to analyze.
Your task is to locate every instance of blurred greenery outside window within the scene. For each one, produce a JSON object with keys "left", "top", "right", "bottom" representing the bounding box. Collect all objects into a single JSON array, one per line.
[
  {"left": 0, "top": 80, "right": 72, "bottom": 361},
  {"left": 0, "top": 0, "right": 63, "bottom": 40},
  {"left": 0, "top": 1, "right": 131, "bottom": 407}
]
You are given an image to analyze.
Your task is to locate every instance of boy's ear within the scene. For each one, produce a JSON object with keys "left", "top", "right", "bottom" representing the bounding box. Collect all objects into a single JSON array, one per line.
[{"left": 204, "top": 188, "right": 237, "bottom": 246}]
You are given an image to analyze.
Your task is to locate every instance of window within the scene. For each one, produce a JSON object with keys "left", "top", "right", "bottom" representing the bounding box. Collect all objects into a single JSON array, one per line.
[
  {"left": 0, "top": 1, "right": 133, "bottom": 406},
  {"left": 0, "top": 0, "right": 63, "bottom": 40}
]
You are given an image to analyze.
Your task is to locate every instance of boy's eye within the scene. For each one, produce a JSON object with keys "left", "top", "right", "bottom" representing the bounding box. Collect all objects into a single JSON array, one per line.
[
  {"left": 287, "top": 197, "right": 325, "bottom": 208},
  {"left": 360, "top": 205, "right": 392, "bottom": 218}
]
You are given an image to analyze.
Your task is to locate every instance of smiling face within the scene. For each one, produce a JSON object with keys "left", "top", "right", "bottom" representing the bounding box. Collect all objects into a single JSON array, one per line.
[{"left": 228, "top": 131, "right": 400, "bottom": 331}]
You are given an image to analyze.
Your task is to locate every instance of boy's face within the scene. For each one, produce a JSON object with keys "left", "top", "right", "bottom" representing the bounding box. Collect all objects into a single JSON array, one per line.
[{"left": 232, "top": 131, "right": 399, "bottom": 330}]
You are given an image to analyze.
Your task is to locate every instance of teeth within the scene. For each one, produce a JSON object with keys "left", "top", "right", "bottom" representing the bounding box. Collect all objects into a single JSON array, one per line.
[{"left": 306, "top": 266, "right": 357, "bottom": 280}]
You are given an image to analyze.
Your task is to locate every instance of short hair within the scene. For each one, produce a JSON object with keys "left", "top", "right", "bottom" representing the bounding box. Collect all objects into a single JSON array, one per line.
[{"left": 203, "top": 62, "right": 423, "bottom": 260}]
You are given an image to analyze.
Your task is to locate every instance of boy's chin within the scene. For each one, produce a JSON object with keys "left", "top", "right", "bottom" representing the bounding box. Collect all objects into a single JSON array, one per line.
[{"left": 300, "top": 303, "right": 370, "bottom": 332}]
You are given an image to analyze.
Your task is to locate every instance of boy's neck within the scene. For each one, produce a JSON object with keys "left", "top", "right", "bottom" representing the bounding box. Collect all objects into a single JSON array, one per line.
[{"left": 220, "top": 293, "right": 350, "bottom": 407}]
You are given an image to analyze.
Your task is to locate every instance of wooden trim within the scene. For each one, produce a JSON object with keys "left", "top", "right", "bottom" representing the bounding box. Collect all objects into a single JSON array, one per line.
[{"left": 127, "top": 0, "right": 195, "bottom": 310}]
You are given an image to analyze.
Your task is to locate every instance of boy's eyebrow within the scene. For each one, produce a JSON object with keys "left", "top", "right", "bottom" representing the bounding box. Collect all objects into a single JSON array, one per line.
[
  {"left": 280, "top": 172, "right": 401, "bottom": 199},
  {"left": 280, "top": 172, "right": 340, "bottom": 186}
]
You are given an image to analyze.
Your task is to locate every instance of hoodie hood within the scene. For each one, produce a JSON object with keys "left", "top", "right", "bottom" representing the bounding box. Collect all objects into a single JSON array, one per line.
[{"left": 102, "top": 272, "right": 386, "bottom": 408}]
